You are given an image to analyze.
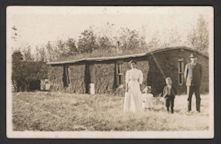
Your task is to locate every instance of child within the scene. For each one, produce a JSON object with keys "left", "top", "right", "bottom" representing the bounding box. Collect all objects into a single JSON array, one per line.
[
  {"left": 141, "top": 86, "right": 154, "bottom": 110},
  {"left": 162, "top": 77, "right": 176, "bottom": 113}
]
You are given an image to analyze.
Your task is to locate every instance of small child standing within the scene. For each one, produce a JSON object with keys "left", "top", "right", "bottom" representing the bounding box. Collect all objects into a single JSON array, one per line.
[
  {"left": 162, "top": 77, "right": 176, "bottom": 113},
  {"left": 141, "top": 86, "right": 154, "bottom": 110}
]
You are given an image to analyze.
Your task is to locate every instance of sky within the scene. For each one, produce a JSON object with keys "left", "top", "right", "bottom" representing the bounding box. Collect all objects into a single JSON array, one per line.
[{"left": 7, "top": 6, "right": 213, "bottom": 51}]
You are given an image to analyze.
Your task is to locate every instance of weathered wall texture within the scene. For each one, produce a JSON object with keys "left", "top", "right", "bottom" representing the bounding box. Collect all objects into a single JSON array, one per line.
[
  {"left": 147, "top": 49, "right": 208, "bottom": 95},
  {"left": 48, "top": 48, "right": 209, "bottom": 95}
]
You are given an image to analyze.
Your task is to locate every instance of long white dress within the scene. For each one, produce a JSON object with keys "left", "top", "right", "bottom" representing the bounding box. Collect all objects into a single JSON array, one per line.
[{"left": 123, "top": 68, "right": 143, "bottom": 112}]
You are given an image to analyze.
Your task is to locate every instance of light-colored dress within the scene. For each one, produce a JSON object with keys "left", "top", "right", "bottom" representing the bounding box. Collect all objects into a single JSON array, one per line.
[
  {"left": 141, "top": 93, "right": 154, "bottom": 109},
  {"left": 123, "top": 68, "right": 143, "bottom": 112}
]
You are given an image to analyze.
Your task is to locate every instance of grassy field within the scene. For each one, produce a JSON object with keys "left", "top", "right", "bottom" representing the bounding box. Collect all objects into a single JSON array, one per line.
[{"left": 12, "top": 92, "right": 209, "bottom": 131}]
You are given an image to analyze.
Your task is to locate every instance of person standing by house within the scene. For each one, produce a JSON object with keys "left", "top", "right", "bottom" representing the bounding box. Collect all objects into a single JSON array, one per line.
[
  {"left": 162, "top": 77, "right": 176, "bottom": 114},
  {"left": 184, "top": 53, "right": 202, "bottom": 112},
  {"left": 124, "top": 60, "right": 143, "bottom": 112}
]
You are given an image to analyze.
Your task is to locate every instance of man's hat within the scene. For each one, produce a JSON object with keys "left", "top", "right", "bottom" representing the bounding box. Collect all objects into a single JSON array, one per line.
[{"left": 189, "top": 53, "right": 196, "bottom": 58}]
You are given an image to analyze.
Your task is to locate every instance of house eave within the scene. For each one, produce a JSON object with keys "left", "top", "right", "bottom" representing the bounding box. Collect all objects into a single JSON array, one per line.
[{"left": 47, "top": 46, "right": 208, "bottom": 65}]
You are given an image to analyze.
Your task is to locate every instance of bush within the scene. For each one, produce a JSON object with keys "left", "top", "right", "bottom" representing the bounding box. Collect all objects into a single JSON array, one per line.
[{"left": 12, "top": 51, "right": 48, "bottom": 91}]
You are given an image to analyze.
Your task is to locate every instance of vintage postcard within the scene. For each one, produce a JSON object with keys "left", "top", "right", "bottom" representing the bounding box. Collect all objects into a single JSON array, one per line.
[{"left": 6, "top": 6, "right": 214, "bottom": 138}]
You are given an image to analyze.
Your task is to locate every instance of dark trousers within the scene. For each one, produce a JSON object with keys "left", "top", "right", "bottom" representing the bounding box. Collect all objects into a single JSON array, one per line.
[
  {"left": 187, "top": 85, "right": 201, "bottom": 112},
  {"left": 165, "top": 96, "right": 174, "bottom": 113}
]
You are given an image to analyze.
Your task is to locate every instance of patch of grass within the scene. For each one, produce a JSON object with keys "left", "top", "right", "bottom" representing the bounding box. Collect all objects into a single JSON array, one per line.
[{"left": 12, "top": 92, "right": 209, "bottom": 131}]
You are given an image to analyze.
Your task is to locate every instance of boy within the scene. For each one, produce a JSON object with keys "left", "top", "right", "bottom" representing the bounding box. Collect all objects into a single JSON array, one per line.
[
  {"left": 162, "top": 77, "right": 177, "bottom": 113},
  {"left": 141, "top": 86, "right": 154, "bottom": 110}
]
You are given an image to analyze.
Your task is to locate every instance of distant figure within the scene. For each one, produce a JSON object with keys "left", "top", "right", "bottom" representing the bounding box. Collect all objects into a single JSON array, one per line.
[
  {"left": 124, "top": 60, "right": 143, "bottom": 112},
  {"left": 162, "top": 77, "right": 177, "bottom": 113},
  {"left": 141, "top": 86, "right": 154, "bottom": 110},
  {"left": 184, "top": 53, "right": 202, "bottom": 112}
]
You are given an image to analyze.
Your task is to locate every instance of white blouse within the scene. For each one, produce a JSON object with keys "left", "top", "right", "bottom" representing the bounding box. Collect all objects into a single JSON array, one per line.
[{"left": 125, "top": 68, "right": 143, "bottom": 84}]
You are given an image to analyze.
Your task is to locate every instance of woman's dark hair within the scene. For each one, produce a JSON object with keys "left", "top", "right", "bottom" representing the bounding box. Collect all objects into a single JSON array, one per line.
[{"left": 129, "top": 59, "right": 137, "bottom": 65}]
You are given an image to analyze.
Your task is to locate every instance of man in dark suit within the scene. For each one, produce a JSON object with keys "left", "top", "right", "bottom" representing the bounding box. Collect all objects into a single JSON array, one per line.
[{"left": 184, "top": 53, "right": 202, "bottom": 112}]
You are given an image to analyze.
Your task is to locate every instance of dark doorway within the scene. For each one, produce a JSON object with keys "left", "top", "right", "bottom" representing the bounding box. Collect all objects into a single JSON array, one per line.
[
  {"left": 84, "top": 63, "right": 95, "bottom": 93},
  {"left": 62, "top": 65, "right": 70, "bottom": 88}
]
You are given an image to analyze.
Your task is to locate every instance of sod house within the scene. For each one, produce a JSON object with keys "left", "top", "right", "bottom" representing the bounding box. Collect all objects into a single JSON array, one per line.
[{"left": 47, "top": 47, "right": 209, "bottom": 96}]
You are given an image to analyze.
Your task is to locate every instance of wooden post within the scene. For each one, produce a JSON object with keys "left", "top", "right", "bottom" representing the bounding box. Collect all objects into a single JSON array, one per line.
[
  {"left": 115, "top": 61, "right": 123, "bottom": 88},
  {"left": 115, "top": 62, "right": 119, "bottom": 87}
]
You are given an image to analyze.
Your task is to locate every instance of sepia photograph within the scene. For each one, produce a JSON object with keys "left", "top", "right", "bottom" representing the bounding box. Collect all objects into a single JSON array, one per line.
[{"left": 6, "top": 6, "right": 214, "bottom": 138}]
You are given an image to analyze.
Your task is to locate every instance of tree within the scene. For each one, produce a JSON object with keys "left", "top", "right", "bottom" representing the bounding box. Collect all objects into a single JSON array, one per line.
[
  {"left": 187, "top": 15, "right": 209, "bottom": 54},
  {"left": 161, "top": 28, "right": 182, "bottom": 47},
  {"left": 22, "top": 45, "right": 34, "bottom": 61},
  {"left": 147, "top": 36, "right": 161, "bottom": 50},
  {"left": 56, "top": 40, "right": 66, "bottom": 56},
  {"left": 65, "top": 38, "right": 78, "bottom": 56},
  {"left": 12, "top": 50, "right": 24, "bottom": 91},
  {"left": 77, "top": 29, "right": 98, "bottom": 53},
  {"left": 118, "top": 28, "right": 147, "bottom": 53},
  {"left": 12, "top": 50, "right": 23, "bottom": 63},
  {"left": 35, "top": 46, "right": 47, "bottom": 62},
  {"left": 12, "top": 50, "right": 48, "bottom": 91},
  {"left": 97, "top": 36, "right": 113, "bottom": 52},
  {"left": 11, "top": 25, "right": 18, "bottom": 42},
  {"left": 46, "top": 41, "right": 58, "bottom": 61},
  {"left": 11, "top": 25, "right": 21, "bottom": 52}
]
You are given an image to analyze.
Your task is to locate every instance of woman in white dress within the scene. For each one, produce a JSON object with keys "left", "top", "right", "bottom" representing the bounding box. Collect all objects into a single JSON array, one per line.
[{"left": 124, "top": 60, "right": 143, "bottom": 112}]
